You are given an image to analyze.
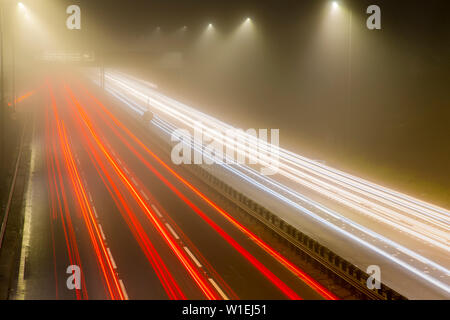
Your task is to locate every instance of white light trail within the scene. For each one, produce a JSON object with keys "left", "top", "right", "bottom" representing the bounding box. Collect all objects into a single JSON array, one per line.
[
  {"left": 101, "top": 70, "right": 450, "bottom": 251},
  {"left": 87, "top": 69, "right": 450, "bottom": 297}
]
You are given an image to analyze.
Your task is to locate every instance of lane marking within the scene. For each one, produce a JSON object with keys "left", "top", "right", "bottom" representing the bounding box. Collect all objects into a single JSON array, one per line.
[
  {"left": 165, "top": 223, "right": 180, "bottom": 240},
  {"left": 131, "top": 177, "right": 137, "bottom": 185},
  {"left": 15, "top": 116, "right": 37, "bottom": 300},
  {"left": 93, "top": 206, "right": 98, "bottom": 218},
  {"left": 183, "top": 246, "right": 202, "bottom": 268},
  {"left": 208, "top": 278, "right": 229, "bottom": 300},
  {"left": 141, "top": 190, "right": 149, "bottom": 200},
  {"left": 119, "top": 279, "right": 129, "bottom": 300},
  {"left": 151, "top": 204, "right": 162, "bottom": 218},
  {"left": 98, "top": 224, "right": 106, "bottom": 241},
  {"left": 107, "top": 248, "right": 117, "bottom": 269}
]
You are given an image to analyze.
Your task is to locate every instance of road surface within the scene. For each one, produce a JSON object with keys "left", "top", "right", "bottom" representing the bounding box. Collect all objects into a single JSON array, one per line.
[
  {"left": 95, "top": 70, "right": 449, "bottom": 299},
  {"left": 11, "top": 73, "right": 335, "bottom": 300}
]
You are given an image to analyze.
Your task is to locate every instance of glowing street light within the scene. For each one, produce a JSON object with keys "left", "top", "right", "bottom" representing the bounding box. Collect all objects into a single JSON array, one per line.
[
  {"left": 152, "top": 26, "right": 161, "bottom": 37},
  {"left": 240, "top": 17, "right": 253, "bottom": 29},
  {"left": 325, "top": 1, "right": 354, "bottom": 148},
  {"left": 204, "top": 23, "right": 215, "bottom": 34},
  {"left": 194, "top": 22, "right": 218, "bottom": 54},
  {"left": 16, "top": 2, "right": 33, "bottom": 22}
]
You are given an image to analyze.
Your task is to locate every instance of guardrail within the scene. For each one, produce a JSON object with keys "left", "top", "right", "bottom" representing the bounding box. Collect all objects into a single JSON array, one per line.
[
  {"left": 184, "top": 162, "right": 406, "bottom": 300},
  {"left": 145, "top": 123, "right": 406, "bottom": 300},
  {"left": 105, "top": 85, "right": 407, "bottom": 300}
]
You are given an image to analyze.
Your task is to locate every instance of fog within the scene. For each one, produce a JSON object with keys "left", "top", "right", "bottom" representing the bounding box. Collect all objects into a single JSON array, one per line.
[{"left": 4, "top": 0, "right": 450, "bottom": 206}]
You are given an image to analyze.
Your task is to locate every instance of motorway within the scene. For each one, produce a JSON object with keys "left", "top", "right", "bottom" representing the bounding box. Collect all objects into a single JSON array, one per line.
[
  {"left": 11, "top": 74, "right": 336, "bottom": 300},
  {"left": 93, "top": 70, "right": 450, "bottom": 299}
]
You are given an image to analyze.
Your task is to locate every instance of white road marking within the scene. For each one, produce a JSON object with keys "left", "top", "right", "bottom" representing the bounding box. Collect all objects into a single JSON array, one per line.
[
  {"left": 183, "top": 246, "right": 202, "bottom": 268},
  {"left": 141, "top": 190, "right": 149, "bottom": 200},
  {"left": 124, "top": 167, "right": 130, "bottom": 174},
  {"left": 119, "top": 279, "right": 129, "bottom": 300},
  {"left": 107, "top": 248, "right": 117, "bottom": 269},
  {"left": 165, "top": 223, "right": 180, "bottom": 240},
  {"left": 93, "top": 206, "right": 98, "bottom": 218},
  {"left": 208, "top": 278, "right": 229, "bottom": 300},
  {"left": 16, "top": 118, "right": 37, "bottom": 300},
  {"left": 131, "top": 177, "right": 138, "bottom": 185},
  {"left": 151, "top": 204, "right": 162, "bottom": 217},
  {"left": 98, "top": 224, "right": 106, "bottom": 241}
]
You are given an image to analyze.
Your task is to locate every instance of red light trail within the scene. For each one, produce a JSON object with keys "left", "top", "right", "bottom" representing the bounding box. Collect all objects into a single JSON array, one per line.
[{"left": 77, "top": 83, "right": 336, "bottom": 300}]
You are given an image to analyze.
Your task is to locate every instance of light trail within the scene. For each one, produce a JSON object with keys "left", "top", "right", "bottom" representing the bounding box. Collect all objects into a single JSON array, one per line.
[
  {"left": 81, "top": 88, "right": 304, "bottom": 300},
  {"left": 44, "top": 107, "right": 59, "bottom": 298},
  {"left": 66, "top": 84, "right": 221, "bottom": 300},
  {"left": 48, "top": 82, "right": 126, "bottom": 300},
  {"left": 100, "top": 71, "right": 450, "bottom": 236},
  {"left": 102, "top": 71, "right": 449, "bottom": 251},
  {"left": 132, "top": 181, "right": 240, "bottom": 300},
  {"left": 129, "top": 172, "right": 239, "bottom": 300},
  {"left": 104, "top": 70, "right": 450, "bottom": 224},
  {"left": 108, "top": 69, "right": 448, "bottom": 226},
  {"left": 79, "top": 82, "right": 337, "bottom": 300},
  {"left": 153, "top": 117, "right": 450, "bottom": 292},
  {"left": 90, "top": 70, "right": 450, "bottom": 297},
  {"left": 47, "top": 84, "right": 88, "bottom": 299},
  {"left": 73, "top": 116, "right": 187, "bottom": 300},
  {"left": 65, "top": 86, "right": 187, "bottom": 300},
  {"left": 7, "top": 90, "right": 36, "bottom": 107},
  {"left": 59, "top": 121, "right": 125, "bottom": 300}
]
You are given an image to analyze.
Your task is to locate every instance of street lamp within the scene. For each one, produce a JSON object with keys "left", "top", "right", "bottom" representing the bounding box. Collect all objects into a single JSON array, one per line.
[{"left": 327, "top": 1, "right": 353, "bottom": 152}]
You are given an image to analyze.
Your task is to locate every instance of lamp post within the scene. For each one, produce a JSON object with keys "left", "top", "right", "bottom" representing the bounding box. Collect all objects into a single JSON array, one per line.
[
  {"left": 347, "top": 8, "right": 352, "bottom": 154},
  {"left": 331, "top": 1, "right": 353, "bottom": 153}
]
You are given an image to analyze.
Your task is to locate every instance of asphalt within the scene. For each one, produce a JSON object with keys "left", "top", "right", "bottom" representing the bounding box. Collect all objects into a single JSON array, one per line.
[{"left": 11, "top": 74, "right": 328, "bottom": 300}]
